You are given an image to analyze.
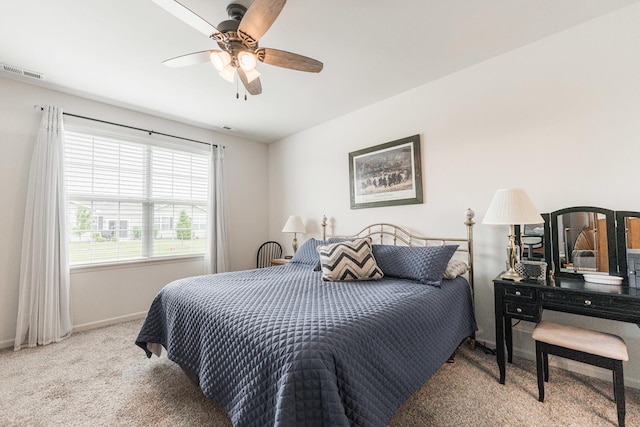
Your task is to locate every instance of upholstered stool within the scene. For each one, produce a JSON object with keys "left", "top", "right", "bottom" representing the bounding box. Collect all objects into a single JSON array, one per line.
[{"left": 532, "top": 321, "right": 628, "bottom": 427}]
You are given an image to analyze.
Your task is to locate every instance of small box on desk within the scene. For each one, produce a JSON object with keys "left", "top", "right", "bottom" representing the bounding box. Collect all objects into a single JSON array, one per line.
[{"left": 515, "top": 260, "right": 547, "bottom": 283}]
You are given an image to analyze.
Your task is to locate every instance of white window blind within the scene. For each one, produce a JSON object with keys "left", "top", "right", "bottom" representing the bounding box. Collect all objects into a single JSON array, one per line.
[{"left": 64, "top": 129, "right": 209, "bottom": 266}]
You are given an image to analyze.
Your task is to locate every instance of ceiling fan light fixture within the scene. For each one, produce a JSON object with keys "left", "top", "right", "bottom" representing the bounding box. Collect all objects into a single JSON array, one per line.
[
  {"left": 210, "top": 50, "right": 231, "bottom": 71},
  {"left": 218, "top": 65, "right": 236, "bottom": 83},
  {"left": 244, "top": 67, "right": 261, "bottom": 83},
  {"left": 238, "top": 51, "right": 257, "bottom": 71}
]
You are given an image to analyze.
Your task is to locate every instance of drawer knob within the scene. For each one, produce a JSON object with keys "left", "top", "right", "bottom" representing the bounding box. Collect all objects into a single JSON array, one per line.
[
  {"left": 516, "top": 308, "right": 523, "bottom": 313},
  {"left": 515, "top": 291, "right": 521, "bottom": 296},
  {"left": 584, "top": 300, "right": 592, "bottom": 306}
]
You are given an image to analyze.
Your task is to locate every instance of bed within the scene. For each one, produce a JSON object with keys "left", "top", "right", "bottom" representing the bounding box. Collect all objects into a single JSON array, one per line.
[{"left": 136, "top": 211, "right": 477, "bottom": 426}]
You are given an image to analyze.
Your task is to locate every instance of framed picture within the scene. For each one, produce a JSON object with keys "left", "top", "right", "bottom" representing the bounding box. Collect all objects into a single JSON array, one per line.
[{"left": 349, "top": 134, "right": 423, "bottom": 209}]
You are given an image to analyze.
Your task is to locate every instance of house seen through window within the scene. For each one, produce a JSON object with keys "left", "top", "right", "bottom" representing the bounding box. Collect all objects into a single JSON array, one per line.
[{"left": 64, "top": 129, "right": 209, "bottom": 266}]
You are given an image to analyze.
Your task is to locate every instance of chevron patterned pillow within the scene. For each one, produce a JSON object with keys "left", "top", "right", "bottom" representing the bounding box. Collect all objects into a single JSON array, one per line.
[
  {"left": 317, "top": 237, "right": 384, "bottom": 281},
  {"left": 313, "top": 237, "right": 356, "bottom": 271}
]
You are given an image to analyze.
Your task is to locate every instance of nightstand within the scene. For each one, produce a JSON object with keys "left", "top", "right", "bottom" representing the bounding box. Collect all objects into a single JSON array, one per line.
[{"left": 270, "top": 258, "right": 290, "bottom": 266}]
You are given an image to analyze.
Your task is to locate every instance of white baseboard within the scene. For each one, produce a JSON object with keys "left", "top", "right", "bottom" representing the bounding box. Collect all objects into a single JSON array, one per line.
[
  {"left": 72, "top": 312, "right": 147, "bottom": 333},
  {"left": 1, "top": 312, "right": 147, "bottom": 350}
]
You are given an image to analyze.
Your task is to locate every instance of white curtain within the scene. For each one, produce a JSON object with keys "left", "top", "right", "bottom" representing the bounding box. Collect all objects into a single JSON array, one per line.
[
  {"left": 15, "top": 106, "right": 72, "bottom": 350},
  {"left": 204, "top": 144, "right": 230, "bottom": 274}
]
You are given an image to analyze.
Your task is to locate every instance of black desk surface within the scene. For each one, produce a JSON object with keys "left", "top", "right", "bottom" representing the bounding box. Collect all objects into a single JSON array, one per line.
[{"left": 506, "top": 275, "right": 640, "bottom": 297}]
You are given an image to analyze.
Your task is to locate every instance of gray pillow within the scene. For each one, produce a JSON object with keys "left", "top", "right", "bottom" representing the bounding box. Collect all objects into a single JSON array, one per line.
[
  {"left": 371, "top": 244, "right": 459, "bottom": 287},
  {"left": 289, "top": 238, "right": 326, "bottom": 266}
]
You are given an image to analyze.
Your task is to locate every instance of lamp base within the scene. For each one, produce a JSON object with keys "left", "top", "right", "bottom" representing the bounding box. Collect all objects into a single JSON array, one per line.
[
  {"left": 500, "top": 268, "right": 524, "bottom": 282},
  {"left": 501, "top": 226, "right": 523, "bottom": 282}
]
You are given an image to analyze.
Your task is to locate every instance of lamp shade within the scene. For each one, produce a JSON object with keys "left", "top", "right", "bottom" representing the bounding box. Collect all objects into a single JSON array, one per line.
[
  {"left": 243, "top": 67, "right": 261, "bottom": 83},
  {"left": 238, "top": 51, "right": 257, "bottom": 71},
  {"left": 210, "top": 50, "right": 231, "bottom": 71},
  {"left": 218, "top": 65, "right": 236, "bottom": 83},
  {"left": 482, "top": 188, "right": 544, "bottom": 225},
  {"left": 282, "top": 215, "right": 306, "bottom": 233}
]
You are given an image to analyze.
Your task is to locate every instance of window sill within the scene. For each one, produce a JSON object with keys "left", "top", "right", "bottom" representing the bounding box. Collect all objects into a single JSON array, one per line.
[{"left": 70, "top": 254, "right": 205, "bottom": 274}]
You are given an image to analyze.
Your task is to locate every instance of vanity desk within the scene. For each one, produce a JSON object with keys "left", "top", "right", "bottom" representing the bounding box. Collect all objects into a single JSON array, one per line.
[
  {"left": 495, "top": 206, "right": 640, "bottom": 384},
  {"left": 494, "top": 275, "right": 640, "bottom": 384}
]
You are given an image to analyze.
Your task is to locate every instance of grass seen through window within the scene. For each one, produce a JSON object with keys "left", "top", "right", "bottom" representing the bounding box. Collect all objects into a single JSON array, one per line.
[{"left": 69, "top": 238, "right": 206, "bottom": 265}]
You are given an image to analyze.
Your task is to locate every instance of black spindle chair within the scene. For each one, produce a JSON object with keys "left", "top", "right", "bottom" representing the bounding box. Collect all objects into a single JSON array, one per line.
[{"left": 256, "top": 241, "right": 283, "bottom": 268}]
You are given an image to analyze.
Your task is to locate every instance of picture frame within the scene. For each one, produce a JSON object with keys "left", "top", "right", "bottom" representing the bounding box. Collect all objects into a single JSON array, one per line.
[{"left": 349, "top": 134, "right": 423, "bottom": 209}]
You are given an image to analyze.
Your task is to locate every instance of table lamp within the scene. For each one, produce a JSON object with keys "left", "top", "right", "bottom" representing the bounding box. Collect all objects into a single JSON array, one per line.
[
  {"left": 282, "top": 215, "right": 306, "bottom": 254},
  {"left": 483, "top": 188, "right": 544, "bottom": 282}
]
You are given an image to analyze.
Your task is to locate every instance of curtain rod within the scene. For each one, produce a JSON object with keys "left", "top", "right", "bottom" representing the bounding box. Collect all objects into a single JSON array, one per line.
[{"left": 35, "top": 105, "right": 216, "bottom": 148}]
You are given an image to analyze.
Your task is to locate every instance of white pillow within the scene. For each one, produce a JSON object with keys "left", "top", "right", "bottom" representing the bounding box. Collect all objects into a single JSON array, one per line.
[{"left": 443, "top": 259, "right": 469, "bottom": 279}]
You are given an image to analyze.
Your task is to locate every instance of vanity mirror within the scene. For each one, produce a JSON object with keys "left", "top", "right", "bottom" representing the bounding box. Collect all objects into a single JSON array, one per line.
[
  {"left": 550, "top": 207, "right": 616, "bottom": 276},
  {"left": 516, "top": 207, "right": 640, "bottom": 284}
]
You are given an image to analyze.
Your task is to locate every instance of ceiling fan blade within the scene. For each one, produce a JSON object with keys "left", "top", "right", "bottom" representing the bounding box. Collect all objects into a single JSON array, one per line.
[
  {"left": 238, "top": 0, "right": 286, "bottom": 43},
  {"left": 257, "top": 48, "right": 323, "bottom": 73},
  {"left": 237, "top": 68, "right": 263, "bottom": 95},
  {"left": 163, "top": 50, "right": 213, "bottom": 68},
  {"left": 153, "top": 0, "right": 218, "bottom": 36}
]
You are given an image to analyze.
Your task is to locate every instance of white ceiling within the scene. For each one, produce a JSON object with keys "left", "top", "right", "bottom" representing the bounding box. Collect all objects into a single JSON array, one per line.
[{"left": 1, "top": 0, "right": 638, "bottom": 143}]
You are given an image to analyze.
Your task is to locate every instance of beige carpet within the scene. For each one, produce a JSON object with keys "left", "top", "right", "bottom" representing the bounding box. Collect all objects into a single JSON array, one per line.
[{"left": 1, "top": 320, "right": 638, "bottom": 426}]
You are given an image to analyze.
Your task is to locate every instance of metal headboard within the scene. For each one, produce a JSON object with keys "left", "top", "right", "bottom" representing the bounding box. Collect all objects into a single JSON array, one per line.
[{"left": 320, "top": 209, "right": 476, "bottom": 293}]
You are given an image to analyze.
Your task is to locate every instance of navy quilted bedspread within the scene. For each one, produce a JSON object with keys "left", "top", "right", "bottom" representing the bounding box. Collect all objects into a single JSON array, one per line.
[{"left": 135, "top": 263, "right": 476, "bottom": 427}]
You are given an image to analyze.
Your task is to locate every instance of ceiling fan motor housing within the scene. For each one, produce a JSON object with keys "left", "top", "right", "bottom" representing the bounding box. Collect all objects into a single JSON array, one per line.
[
  {"left": 217, "top": 19, "right": 241, "bottom": 33},
  {"left": 226, "top": 2, "right": 248, "bottom": 21}
]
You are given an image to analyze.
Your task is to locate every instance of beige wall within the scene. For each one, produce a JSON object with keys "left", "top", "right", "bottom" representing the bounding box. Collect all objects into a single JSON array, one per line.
[
  {"left": 0, "top": 77, "right": 269, "bottom": 346},
  {"left": 268, "top": 4, "right": 640, "bottom": 386}
]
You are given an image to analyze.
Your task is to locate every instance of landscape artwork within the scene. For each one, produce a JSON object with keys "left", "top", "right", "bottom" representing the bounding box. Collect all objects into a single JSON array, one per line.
[{"left": 349, "top": 135, "right": 423, "bottom": 209}]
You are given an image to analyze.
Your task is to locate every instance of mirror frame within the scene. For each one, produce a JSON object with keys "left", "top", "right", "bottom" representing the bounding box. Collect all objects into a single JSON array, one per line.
[
  {"left": 550, "top": 206, "right": 616, "bottom": 278},
  {"left": 616, "top": 210, "right": 640, "bottom": 278},
  {"left": 542, "top": 213, "right": 552, "bottom": 264}
]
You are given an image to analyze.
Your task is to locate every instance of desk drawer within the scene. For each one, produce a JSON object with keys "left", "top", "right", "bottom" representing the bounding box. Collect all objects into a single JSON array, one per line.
[
  {"left": 505, "top": 301, "right": 539, "bottom": 321},
  {"left": 503, "top": 285, "right": 536, "bottom": 300},
  {"left": 541, "top": 290, "right": 638, "bottom": 319}
]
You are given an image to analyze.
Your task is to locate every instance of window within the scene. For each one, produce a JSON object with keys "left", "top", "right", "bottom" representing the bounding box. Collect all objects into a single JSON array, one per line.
[{"left": 64, "top": 129, "right": 209, "bottom": 266}]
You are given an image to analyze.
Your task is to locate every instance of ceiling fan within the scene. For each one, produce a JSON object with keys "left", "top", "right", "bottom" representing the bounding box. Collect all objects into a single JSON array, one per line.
[{"left": 153, "top": 0, "right": 323, "bottom": 97}]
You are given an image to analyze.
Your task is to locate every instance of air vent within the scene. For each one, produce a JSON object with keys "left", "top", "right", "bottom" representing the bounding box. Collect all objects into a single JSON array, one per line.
[{"left": 1, "top": 64, "right": 46, "bottom": 81}]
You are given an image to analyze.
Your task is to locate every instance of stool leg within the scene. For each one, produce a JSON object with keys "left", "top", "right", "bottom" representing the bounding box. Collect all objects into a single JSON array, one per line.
[
  {"left": 613, "top": 360, "right": 625, "bottom": 427},
  {"left": 543, "top": 351, "right": 549, "bottom": 382},
  {"left": 535, "top": 341, "right": 545, "bottom": 402}
]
